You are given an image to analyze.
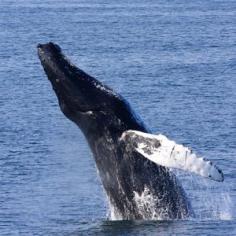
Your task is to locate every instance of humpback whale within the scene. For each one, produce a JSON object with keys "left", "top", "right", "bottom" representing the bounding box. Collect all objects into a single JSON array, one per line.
[{"left": 37, "top": 42, "right": 223, "bottom": 220}]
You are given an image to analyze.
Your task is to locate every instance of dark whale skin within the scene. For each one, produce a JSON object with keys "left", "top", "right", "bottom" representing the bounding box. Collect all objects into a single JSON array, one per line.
[{"left": 37, "top": 42, "right": 192, "bottom": 219}]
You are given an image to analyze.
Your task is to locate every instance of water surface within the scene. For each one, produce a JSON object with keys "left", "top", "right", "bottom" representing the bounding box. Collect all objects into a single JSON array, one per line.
[{"left": 0, "top": 0, "right": 235, "bottom": 235}]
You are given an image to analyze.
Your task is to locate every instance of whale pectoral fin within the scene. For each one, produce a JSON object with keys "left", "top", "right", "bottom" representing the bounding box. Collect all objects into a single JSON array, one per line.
[{"left": 121, "top": 130, "right": 224, "bottom": 182}]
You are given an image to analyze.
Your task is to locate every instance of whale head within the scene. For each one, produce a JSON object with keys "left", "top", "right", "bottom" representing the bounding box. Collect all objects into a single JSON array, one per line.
[{"left": 37, "top": 42, "right": 145, "bottom": 139}]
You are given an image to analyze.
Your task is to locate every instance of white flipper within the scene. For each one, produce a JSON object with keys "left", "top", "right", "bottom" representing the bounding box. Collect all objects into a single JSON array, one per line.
[{"left": 121, "top": 130, "right": 224, "bottom": 182}]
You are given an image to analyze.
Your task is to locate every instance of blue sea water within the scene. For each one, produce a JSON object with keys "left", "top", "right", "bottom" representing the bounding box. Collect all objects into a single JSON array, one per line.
[{"left": 0, "top": 0, "right": 235, "bottom": 235}]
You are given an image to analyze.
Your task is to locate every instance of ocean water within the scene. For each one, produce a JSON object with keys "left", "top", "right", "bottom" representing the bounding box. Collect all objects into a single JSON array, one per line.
[{"left": 0, "top": 0, "right": 235, "bottom": 235}]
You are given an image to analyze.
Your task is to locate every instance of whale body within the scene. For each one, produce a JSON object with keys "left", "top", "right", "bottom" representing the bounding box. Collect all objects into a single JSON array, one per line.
[{"left": 38, "top": 42, "right": 196, "bottom": 220}]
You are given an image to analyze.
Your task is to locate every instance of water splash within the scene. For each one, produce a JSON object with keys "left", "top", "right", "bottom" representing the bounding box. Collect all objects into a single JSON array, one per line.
[
  {"left": 174, "top": 170, "right": 233, "bottom": 221},
  {"left": 107, "top": 169, "right": 233, "bottom": 221},
  {"left": 213, "top": 192, "right": 233, "bottom": 220},
  {"left": 106, "top": 196, "right": 123, "bottom": 221},
  {"left": 133, "top": 186, "right": 167, "bottom": 220}
]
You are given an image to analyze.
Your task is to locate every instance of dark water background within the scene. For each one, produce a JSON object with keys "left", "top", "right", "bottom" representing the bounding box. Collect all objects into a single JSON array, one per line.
[{"left": 0, "top": 0, "right": 235, "bottom": 235}]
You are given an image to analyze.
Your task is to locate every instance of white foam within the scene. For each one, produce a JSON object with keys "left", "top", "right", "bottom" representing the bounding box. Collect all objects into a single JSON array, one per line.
[
  {"left": 108, "top": 200, "right": 123, "bottom": 221},
  {"left": 133, "top": 186, "right": 169, "bottom": 220}
]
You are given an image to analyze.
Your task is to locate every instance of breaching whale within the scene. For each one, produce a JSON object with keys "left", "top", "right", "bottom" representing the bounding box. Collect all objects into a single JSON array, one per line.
[{"left": 37, "top": 42, "right": 223, "bottom": 220}]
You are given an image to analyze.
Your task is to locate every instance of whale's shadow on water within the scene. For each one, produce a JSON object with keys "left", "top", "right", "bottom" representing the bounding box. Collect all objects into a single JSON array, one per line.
[
  {"left": 99, "top": 220, "right": 177, "bottom": 235},
  {"left": 76, "top": 220, "right": 177, "bottom": 235},
  {"left": 73, "top": 219, "right": 235, "bottom": 236}
]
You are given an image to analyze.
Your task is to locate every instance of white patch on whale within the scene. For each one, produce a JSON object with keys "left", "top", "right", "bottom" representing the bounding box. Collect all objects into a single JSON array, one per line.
[{"left": 121, "top": 130, "right": 224, "bottom": 182}]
